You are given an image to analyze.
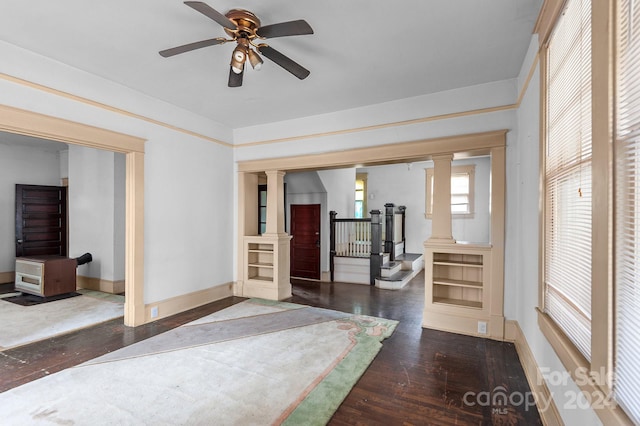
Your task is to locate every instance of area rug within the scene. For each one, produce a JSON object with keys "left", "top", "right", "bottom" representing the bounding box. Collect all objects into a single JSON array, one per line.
[
  {"left": 0, "top": 289, "right": 125, "bottom": 350},
  {"left": 0, "top": 298, "right": 398, "bottom": 425}
]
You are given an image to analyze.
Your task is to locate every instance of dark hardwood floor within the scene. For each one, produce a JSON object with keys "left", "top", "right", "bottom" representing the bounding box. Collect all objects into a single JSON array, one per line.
[{"left": 0, "top": 275, "right": 541, "bottom": 425}]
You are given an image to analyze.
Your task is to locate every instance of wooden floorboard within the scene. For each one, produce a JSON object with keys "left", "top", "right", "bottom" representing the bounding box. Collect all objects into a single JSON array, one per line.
[{"left": 0, "top": 274, "right": 542, "bottom": 425}]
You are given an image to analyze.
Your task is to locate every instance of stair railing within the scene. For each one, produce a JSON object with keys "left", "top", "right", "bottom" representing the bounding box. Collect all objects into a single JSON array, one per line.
[
  {"left": 369, "top": 210, "right": 383, "bottom": 285},
  {"left": 330, "top": 211, "right": 372, "bottom": 281},
  {"left": 383, "top": 204, "right": 407, "bottom": 261},
  {"left": 329, "top": 207, "right": 403, "bottom": 285}
]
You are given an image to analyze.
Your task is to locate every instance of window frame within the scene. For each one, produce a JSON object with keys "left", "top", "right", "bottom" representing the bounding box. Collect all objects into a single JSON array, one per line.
[
  {"left": 425, "top": 164, "right": 475, "bottom": 219},
  {"left": 537, "top": 0, "right": 631, "bottom": 423},
  {"left": 355, "top": 173, "right": 368, "bottom": 218},
  {"left": 257, "top": 184, "right": 267, "bottom": 235}
]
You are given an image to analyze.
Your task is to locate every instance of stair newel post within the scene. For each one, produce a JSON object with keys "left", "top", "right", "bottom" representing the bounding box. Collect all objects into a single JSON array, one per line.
[
  {"left": 398, "top": 205, "right": 406, "bottom": 256},
  {"left": 370, "top": 209, "right": 383, "bottom": 286},
  {"left": 330, "top": 211, "right": 337, "bottom": 282},
  {"left": 384, "top": 203, "right": 395, "bottom": 261}
]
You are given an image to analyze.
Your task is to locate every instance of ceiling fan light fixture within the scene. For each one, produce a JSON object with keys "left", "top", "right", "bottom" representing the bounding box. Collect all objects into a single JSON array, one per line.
[
  {"left": 230, "top": 44, "right": 248, "bottom": 74},
  {"left": 160, "top": 3, "right": 314, "bottom": 87},
  {"left": 248, "top": 48, "right": 263, "bottom": 70}
]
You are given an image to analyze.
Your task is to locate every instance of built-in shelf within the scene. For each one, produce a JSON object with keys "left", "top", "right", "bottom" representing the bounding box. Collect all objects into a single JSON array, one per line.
[
  {"left": 433, "top": 278, "right": 483, "bottom": 288},
  {"left": 433, "top": 297, "right": 483, "bottom": 309},
  {"left": 433, "top": 260, "right": 483, "bottom": 268},
  {"left": 424, "top": 242, "right": 503, "bottom": 339},
  {"left": 242, "top": 235, "right": 293, "bottom": 301},
  {"left": 247, "top": 262, "right": 274, "bottom": 268},
  {"left": 431, "top": 251, "right": 484, "bottom": 309},
  {"left": 246, "top": 241, "right": 275, "bottom": 283}
]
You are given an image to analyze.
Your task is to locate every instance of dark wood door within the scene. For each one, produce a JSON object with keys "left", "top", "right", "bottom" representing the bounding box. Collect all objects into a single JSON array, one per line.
[
  {"left": 15, "top": 184, "right": 68, "bottom": 257},
  {"left": 290, "top": 204, "right": 321, "bottom": 280}
]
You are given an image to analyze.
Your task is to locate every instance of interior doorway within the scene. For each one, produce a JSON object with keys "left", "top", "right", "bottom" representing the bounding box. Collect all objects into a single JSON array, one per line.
[
  {"left": 0, "top": 104, "right": 145, "bottom": 326},
  {"left": 290, "top": 204, "right": 321, "bottom": 280}
]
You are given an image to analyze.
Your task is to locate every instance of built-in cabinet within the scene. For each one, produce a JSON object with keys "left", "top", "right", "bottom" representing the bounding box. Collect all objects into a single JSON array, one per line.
[
  {"left": 242, "top": 235, "right": 291, "bottom": 300},
  {"left": 236, "top": 170, "right": 292, "bottom": 301},
  {"left": 424, "top": 242, "right": 503, "bottom": 339},
  {"left": 422, "top": 143, "right": 505, "bottom": 341}
]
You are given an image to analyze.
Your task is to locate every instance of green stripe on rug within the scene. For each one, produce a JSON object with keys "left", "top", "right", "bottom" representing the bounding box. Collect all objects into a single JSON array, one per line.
[{"left": 283, "top": 316, "right": 398, "bottom": 425}]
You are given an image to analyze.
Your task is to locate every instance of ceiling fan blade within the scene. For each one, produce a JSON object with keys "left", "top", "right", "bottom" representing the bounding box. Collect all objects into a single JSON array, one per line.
[
  {"left": 159, "top": 38, "right": 225, "bottom": 57},
  {"left": 258, "top": 45, "right": 310, "bottom": 80},
  {"left": 184, "top": 1, "right": 236, "bottom": 30},
  {"left": 228, "top": 67, "right": 244, "bottom": 87},
  {"left": 257, "top": 20, "right": 314, "bottom": 39}
]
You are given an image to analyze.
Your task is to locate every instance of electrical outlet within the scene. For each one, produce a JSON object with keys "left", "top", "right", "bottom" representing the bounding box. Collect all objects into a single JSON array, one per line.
[
  {"left": 151, "top": 306, "right": 159, "bottom": 318},
  {"left": 477, "top": 321, "right": 487, "bottom": 335}
]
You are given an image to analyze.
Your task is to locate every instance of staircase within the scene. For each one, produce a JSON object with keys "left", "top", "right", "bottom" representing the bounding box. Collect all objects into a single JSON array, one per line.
[
  {"left": 375, "top": 252, "right": 424, "bottom": 290},
  {"left": 330, "top": 204, "right": 424, "bottom": 290}
]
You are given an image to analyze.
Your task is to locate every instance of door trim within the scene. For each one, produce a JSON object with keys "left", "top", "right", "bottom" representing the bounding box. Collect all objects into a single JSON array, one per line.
[
  {"left": 290, "top": 204, "right": 321, "bottom": 280},
  {"left": 0, "top": 104, "right": 146, "bottom": 327}
]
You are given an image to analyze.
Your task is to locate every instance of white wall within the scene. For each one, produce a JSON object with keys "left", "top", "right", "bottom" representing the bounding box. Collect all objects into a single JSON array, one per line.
[
  {"left": 68, "top": 145, "right": 125, "bottom": 282},
  {"left": 317, "top": 169, "right": 356, "bottom": 219},
  {"left": 114, "top": 152, "right": 125, "bottom": 283},
  {"left": 234, "top": 79, "right": 518, "bottom": 152},
  {"left": 1, "top": 41, "right": 235, "bottom": 304},
  {"left": 360, "top": 156, "right": 491, "bottom": 253},
  {"left": 59, "top": 149, "right": 69, "bottom": 179},
  {"left": 317, "top": 168, "right": 356, "bottom": 275},
  {"left": 510, "top": 37, "right": 601, "bottom": 424},
  {"left": 0, "top": 143, "right": 61, "bottom": 274}
]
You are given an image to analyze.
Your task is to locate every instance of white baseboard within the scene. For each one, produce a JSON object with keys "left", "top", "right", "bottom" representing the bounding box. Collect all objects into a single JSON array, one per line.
[
  {"left": 145, "top": 282, "right": 234, "bottom": 322},
  {"left": 505, "top": 319, "right": 563, "bottom": 426}
]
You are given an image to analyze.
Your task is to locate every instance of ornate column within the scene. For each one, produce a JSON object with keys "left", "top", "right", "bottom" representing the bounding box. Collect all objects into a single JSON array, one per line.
[
  {"left": 264, "top": 170, "right": 287, "bottom": 236},
  {"left": 428, "top": 154, "right": 456, "bottom": 243}
]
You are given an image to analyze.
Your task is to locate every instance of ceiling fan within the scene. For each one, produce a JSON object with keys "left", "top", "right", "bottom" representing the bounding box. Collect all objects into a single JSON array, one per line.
[{"left": 159, "top": 1, "right": 313, "bottom": 87}]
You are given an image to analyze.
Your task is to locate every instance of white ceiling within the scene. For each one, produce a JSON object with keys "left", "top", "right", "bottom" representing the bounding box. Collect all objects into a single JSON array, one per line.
[{"left": 0, "top": 0, "right": 542, "bottom": 130}]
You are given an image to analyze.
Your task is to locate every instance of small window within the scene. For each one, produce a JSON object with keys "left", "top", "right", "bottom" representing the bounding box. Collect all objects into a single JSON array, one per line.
[
  {"left": 355, "top": 173, "right": 367, "bottom": 218},
  {"left": 425, "top": 165, "right": 475, "bottom": 218},
  {"left": 258, "top": 184, "right": 267, "bottom": 235}
]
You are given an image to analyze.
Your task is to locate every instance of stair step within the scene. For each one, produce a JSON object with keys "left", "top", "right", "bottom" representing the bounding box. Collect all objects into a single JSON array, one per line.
[
  {"left": 395, "top": 253, "right": 425, "bottom": 271},
  {"left": 395, "top": 253, "right": 423, "bottom": 262},
  {"left": 377, "top": 269, "right": 413, "bottom": 282},
  {"left": 375, "top": 269, "right": 416, "bottom": 290},
  {"left": 380, "top": 261, "right": 402, "bottom": 277}
]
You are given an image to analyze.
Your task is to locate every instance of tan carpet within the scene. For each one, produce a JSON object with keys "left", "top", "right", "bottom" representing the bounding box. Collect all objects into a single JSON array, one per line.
[
  {"left": 0, "top": 289, "right": 124, "bottom": 350},
  {"left": 0, "top": 298, "right": 397, "bottom": 425}
]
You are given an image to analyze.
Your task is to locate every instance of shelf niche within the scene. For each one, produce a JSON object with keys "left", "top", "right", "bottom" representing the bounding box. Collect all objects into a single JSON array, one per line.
[
  {"left": 424, "top": 242, "right": 503, "bottom": 339},
  {"left": 242, "top": 235, "right": 291, "bottom": 300}
]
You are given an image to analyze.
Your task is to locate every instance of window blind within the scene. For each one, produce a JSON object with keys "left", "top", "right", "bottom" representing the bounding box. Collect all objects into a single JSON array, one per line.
[
  {"left": 544, "top": 0, "right": 592, "bottom": 360},
  {"left": 614, "top": 0, "right": 640, "bottom": 422},
  {"left": 451, "top": 173, "right": 471, "bottom": 214}
]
